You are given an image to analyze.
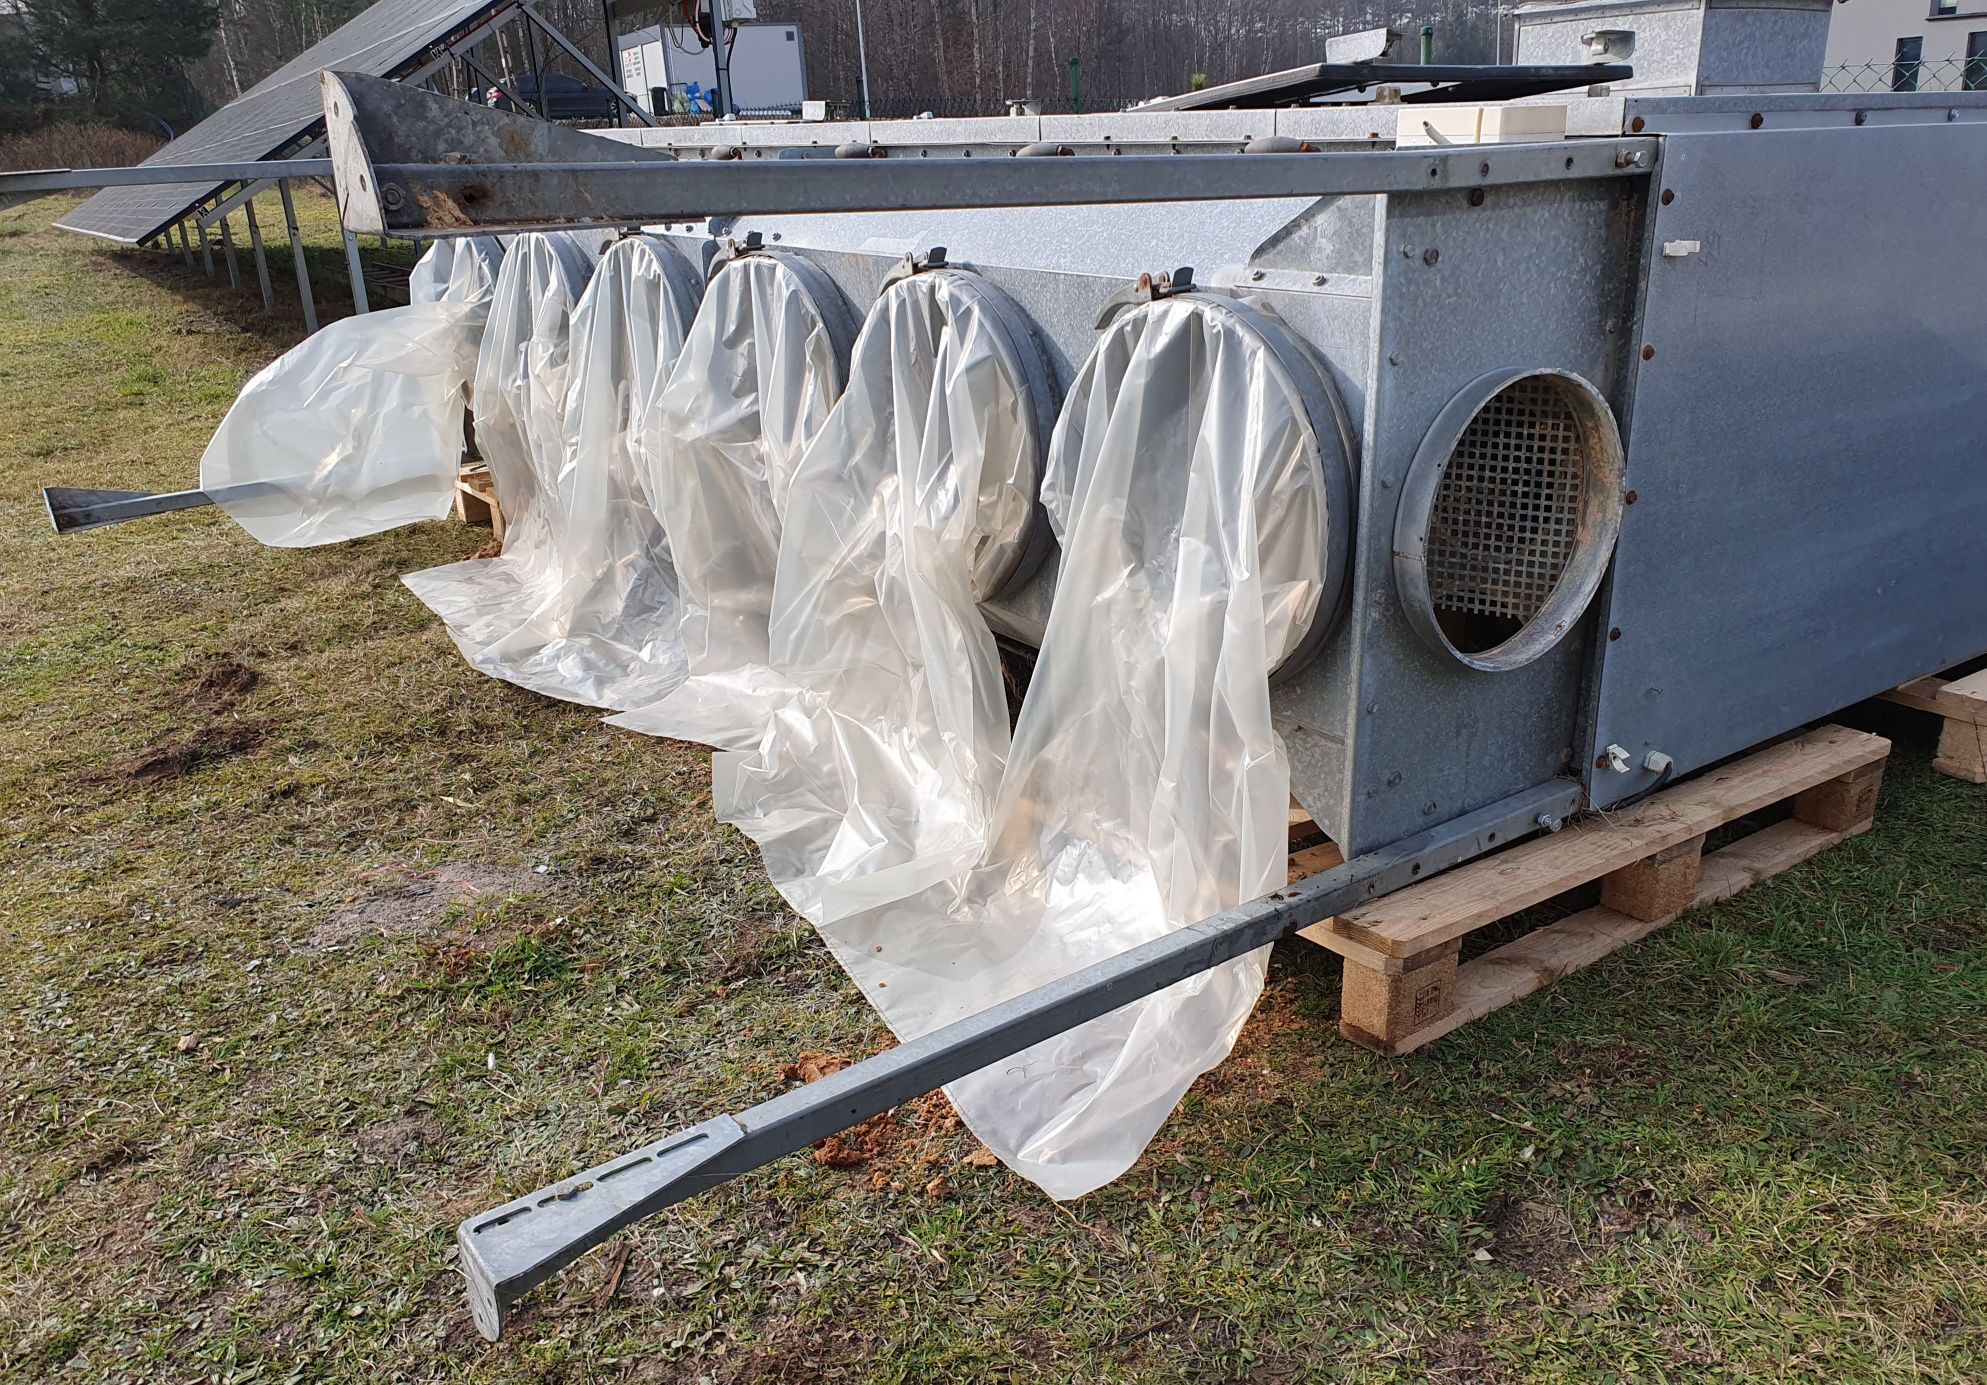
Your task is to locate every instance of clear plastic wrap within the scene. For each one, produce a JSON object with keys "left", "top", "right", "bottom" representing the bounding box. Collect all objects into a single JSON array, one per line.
[
  {"left": 199, "top": 301, "right": 482, "bottom": 547},
  {"left": 401, "top": 233, "right": 704, "bottom": 708},
  {"left": 724, "top": 294, "right": 1331, "bottom": 1199},
  {"left": 407, "top": 235, "right": 506, "bottom": 307},
  {"left": 199, "top": 236, "right": 509, "bottom": 549},
  {"left": 606, "top": 252, "right": 853, "bottom": 749},
  {"left": 615, "top": 269, "right": 1046, "bottom": 920},
  {"left": 401, "top": 233, "right": 699, "bottom": 706}
]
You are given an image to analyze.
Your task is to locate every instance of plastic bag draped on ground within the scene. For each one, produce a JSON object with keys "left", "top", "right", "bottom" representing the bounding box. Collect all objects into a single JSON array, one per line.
[
  {"left": 198, "top": 237, "right": 508, "bottom": 548},
  {"left": 741, "top": 293, "right": 1335, "bottom": 1199},
  {"left": 402, "top": 233, "right": 703, "bottom": 708},
  {"left": 606, "top": 251, "right": 856, "bottom": 749},
  {"left": 617, "top": 268, "right": 1051, "bottom": 922}
]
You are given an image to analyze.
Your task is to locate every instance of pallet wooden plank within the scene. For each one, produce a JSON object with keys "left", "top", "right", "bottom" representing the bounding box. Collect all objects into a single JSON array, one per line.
[
  {"left": 1942, "top": 668, "right": 1987, "bottom": 705},
  {"left": 1332, "top": 726, "right": 1887, "bottom": 959},
  {"left": 1883, "top": 677, "right": 1987, "bottom": 727},
  {"left": 1361, "top": 817, "right": 1852, "bottom": 1056}
]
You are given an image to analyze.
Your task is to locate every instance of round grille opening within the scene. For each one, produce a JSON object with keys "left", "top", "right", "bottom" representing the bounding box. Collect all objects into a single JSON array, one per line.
[{"left": 1395, "top": 369, "right": 1624, "bottom": 673}]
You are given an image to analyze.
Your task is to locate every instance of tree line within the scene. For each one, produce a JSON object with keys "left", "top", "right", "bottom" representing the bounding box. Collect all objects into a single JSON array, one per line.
[{"left": 0, "top": 0, "right": 1503, "bottom": 136}]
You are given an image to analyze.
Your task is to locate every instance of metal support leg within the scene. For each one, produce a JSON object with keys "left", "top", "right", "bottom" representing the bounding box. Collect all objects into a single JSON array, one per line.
[
  {"left": 278, "top": 180, "right": 318, "bottom": 333},
  {"left": 176, "top": 220, "right": 194, "bottom": 269},
  {"left": 199, "top": 222, "right": 215, "bottom": 279},
  {"left": 452, "top": 778, "right": 1584, "bottom": 1340},
  {"left": 244, "top": 199, "right": 275, "bottom": 313},
  {"left": 342, "top": 225, "right": 370, "bottom": 314},
  {"left": 219, "top": 214, "right": 241, "bottom": 289}
]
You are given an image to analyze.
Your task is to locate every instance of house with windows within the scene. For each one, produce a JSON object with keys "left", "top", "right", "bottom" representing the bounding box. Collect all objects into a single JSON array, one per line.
[{"left": 1824, "top": 0, "right": 1987, "bottom": 92}]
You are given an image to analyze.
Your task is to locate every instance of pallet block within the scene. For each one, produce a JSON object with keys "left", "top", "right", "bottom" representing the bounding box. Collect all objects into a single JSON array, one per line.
[
  {"left": 1883, "top": 671, "right": 1987, "bottom": 784},
  {"left": 455, "top": 463, "right": 505, "bottom": 544},
  {"left": 1287, "top": 725, "right": 1890, "bottom": 1055}
]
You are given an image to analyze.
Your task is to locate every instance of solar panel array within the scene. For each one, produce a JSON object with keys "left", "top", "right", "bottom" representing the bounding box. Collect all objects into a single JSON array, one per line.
[{"left": 58, "top": 0, "right": 520, "bottom": 244}]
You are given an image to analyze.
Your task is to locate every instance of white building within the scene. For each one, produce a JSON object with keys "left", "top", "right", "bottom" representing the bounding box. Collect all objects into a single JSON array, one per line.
[{"left": 1824, "top": 0, "right": 1987, "bottom": 92}]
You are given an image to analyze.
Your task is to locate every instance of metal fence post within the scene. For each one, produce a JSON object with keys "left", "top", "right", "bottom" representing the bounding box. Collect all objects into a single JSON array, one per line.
[{"left": 278, "top": 180, "right": 318, "bottom": 333}]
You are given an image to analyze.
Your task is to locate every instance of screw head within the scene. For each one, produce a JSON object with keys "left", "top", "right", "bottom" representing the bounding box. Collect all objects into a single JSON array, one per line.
[
  {"left": 381, "top": 184, "right": 404, "bottom": 210},
  {"left": 1641, "top": 344, "right": 1656, "bottom": 361},
  {"left": 1660, "top": 189, "right": 1675, "bottom": 205},
  {"left": 1422, "top": 247, "right": 1440, "bottom": 266}
]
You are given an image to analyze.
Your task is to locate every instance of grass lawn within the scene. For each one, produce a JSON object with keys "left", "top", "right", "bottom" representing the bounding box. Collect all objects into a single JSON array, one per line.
[{"left": 1, "top": 189, "right": 1983, "bottom": 1384}]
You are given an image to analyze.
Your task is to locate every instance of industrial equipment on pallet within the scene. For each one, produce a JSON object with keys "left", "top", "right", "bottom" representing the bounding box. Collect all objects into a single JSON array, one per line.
[{"left": 7, "top": 0, "right": 1983, "bottom": 1343}]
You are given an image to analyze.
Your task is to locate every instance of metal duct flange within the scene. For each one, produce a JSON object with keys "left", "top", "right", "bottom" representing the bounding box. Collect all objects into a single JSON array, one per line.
[
  {"left": 1394, "top": 367, "right": 1625, "bottom": 673},
  {"left": 1047, "top": 293, "right": 1356, "bottom": 682}
]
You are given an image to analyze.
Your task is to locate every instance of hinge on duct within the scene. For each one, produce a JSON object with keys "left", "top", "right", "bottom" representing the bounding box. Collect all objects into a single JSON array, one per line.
[
  {"left": 878, "top": 246, "right": 951, "bottom": 290},
  {"left": 703, "top": 229, "right": 765, "bottom": 279},
  {"left": 1094, "top": 267, "right": 1219, "bottom": 328}
]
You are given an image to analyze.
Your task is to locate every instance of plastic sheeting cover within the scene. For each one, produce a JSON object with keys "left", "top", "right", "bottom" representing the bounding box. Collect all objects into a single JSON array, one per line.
[
  {"left": 664, "top": 291, "right": 1333, "bottom": 1198},
  {"left": 407, "top": 235, "right": 505, "bottom": 307},
  {"left": 198, "top": 236, "right": 507, "bottom": 548},
  {"left": 402, "top": 232, "right": 702, "bottom": 708},
  {"left": 607, "top": 252, "right": 854, "bottom": 749},
  {"left": 614, "top": 268, "right": 1047, "bottom": 921}
]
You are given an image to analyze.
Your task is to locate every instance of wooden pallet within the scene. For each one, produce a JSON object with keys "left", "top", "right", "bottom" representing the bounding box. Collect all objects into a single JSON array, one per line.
[
  {"left": 1286, "top": 724, "right": 1890, "bottom": 1056},
  {"left": 1883, "top": 670, "right": 1987, "bottom": 784},
  {"left": 455, "top": 463, "right": 505, "bottom": 543}
]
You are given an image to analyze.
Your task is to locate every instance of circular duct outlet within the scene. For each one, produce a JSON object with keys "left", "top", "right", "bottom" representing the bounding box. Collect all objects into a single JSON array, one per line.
[
  {"left": 1046, "top": 292, "right": 1356, "bottom": 680},
  {"left": 1394, "top": 368, "right": 1624, "bottom": 672}
]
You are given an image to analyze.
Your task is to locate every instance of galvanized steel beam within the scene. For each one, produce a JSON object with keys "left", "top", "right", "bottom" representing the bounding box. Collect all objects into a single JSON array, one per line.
[
  {"left": 454, "top": 777, "right": 1583, "bottom": 1341},
  {"left": 322, "top": 71, "right": 1656, "bottom": 237}
]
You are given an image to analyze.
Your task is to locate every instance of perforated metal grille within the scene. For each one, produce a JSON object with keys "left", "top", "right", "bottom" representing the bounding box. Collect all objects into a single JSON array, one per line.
[{"left": 1425, "top": 375, "right": 1587, "bottom": 622}]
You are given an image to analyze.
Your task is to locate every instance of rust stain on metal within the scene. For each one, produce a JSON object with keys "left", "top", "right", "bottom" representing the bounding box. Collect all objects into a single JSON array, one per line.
[{"left": 411, "top": 187, "right": 474, "bottom": 229}]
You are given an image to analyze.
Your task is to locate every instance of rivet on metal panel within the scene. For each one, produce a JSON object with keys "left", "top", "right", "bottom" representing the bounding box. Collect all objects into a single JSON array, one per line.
[
  {"left": 1422, "top": 801, "right": 1438, "bottom": 816},
  {"left": 1478, "top": 162, "right": 1489, "bottom": 177},
  {"left": 1949, "top": 108, "right": 1961, "bottom": 122},
  {"left": 1564, "top": 156, "right": 1575, "bottom": 169},
  {"left": 1748, "top": 113, "right": 1764, "bottom": 130},
  {"left": 1250, "top": 269, "right": 1266, "bottom": 281},
  {"left": 1422, "top": 248, "right": 1440, "bottom": 266},
  {"left": 381, "top": 185, "right": 403, "bottom": 210},
  {"left": 1659, "top": 189, "right": 1674, "bottom": 205},
  {"left": 1854, "top": 110, "right": 1868, "bottom": 126},
  {"left": 1312, "top": 274, "right": 1327, "bottom": 286},
  {"left": 1386, "top": 771, "right": 1402, "bottom": 788},
  {"left": 1630, "top": 116, "right": 1645, "bottom": 133},
  {"left": 1623, "top": 489, "right": 1638, "bottom": 505},
  {"left": 1608, "top": 627, "right": 1622, "bottom": 642},
  {"left": 1468, "top": 188, "right": 1485, "bottom": 207},
  {"left": 1640, "top": 345, "right": 1655, "bottom": 361}
]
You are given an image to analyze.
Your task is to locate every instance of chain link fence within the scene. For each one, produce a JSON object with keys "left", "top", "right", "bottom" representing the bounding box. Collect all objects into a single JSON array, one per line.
[{"left": 1822, "top": 56, "right": 1987, "bottom": 94}]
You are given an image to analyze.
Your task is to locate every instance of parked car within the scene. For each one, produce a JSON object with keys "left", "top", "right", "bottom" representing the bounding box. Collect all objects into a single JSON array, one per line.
[{"left": 485, "top": 74, "right": 619, "bottom": 120}]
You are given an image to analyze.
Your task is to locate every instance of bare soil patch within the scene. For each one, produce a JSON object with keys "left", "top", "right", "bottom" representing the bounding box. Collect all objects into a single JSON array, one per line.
[{"left": 311, "top": 863, "right": 550, "bottom": 948}]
